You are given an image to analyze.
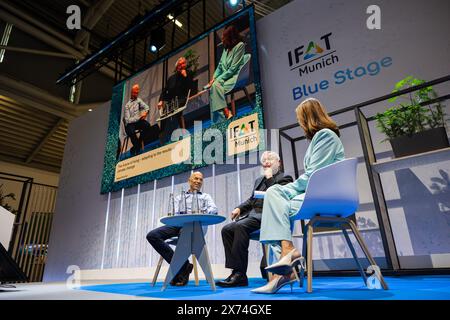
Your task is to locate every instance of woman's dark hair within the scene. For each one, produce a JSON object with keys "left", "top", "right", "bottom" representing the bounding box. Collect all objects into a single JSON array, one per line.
[{"left": 222, "top": 25, "right": 242, "bottom": 50}]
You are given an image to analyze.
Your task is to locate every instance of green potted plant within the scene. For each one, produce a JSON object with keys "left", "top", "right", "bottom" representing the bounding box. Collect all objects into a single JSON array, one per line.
[
  {"left": 375, "top": 76, "right": 449, "bottom": 158},
  {"left": 183, "top": 49, "right": 200, "bottom": 76},
  {"left": 183, "top": 49, "right": 200, "bottom": 94}
]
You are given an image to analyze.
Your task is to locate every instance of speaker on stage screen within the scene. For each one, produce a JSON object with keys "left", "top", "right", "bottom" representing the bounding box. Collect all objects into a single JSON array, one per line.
[{"left": 101, "top": 7, "right": 264, "bottom": 194}]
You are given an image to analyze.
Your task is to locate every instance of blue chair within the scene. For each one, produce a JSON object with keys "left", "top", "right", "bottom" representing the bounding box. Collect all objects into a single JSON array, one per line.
[
  {"left": 226, "top": 53, "right": 253, "bottom": 116},
  {"left": 291, "top": 158, "right": 388, "bottom": 293}
]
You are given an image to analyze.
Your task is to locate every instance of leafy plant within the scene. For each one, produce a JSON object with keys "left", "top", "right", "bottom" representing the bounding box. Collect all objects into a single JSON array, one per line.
[
  {"left": 0, "top": 184, "right": 18, "bottom": 215},
  {"left": 375, "top": 76, "right": 448, "bottom": 140},
  {"left": 183, "top": 49, "right": 200, "bottom": 76}
]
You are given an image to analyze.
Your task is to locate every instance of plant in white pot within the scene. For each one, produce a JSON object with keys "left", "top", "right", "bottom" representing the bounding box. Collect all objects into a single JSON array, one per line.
[
  {"left": 0, "top": 184, "right": 17, "bottom": 250},
  {"left": 0, "top": 184, "right": 18, "bottom": 215},
  {"left": 375, "top": 76, "right": 449, "bottom": 158}
]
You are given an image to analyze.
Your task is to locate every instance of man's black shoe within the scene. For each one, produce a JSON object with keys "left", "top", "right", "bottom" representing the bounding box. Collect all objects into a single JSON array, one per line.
[
  {"left": 172, "top": 263, "right": 193, "bottom": 287},
  {"left": 170, "top": 274, "right": 180, "bottom": 286},
  {"left": 215, "top": 272, "right": 235, "bottom": 286},
  {"left": 216, "top": 272, "right": 248, "bottom": 287}
]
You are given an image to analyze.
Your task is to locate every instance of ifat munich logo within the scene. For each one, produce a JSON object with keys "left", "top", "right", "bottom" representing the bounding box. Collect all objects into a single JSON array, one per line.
[
  {"left": 227, "top": 113, "right": 260, "bottom": 156},
  {"left": 287, "top": 32, "right": 340, "bottom": 78}
]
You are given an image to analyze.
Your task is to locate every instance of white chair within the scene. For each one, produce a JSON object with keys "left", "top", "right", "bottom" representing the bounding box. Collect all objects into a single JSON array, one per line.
[
  {"left": 151, "top": 236, "right": 200, "bottom": 286},
  {"left": 291, "top": 158, "right": 388, "bottom": 293},
  {"left": 151, "top": 216, "right": 208, "bottom": 286}
]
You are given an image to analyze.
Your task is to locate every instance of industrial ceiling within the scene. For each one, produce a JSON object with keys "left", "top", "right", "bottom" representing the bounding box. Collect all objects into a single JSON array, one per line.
[{"left": 0, "top": 0, "right": 291, "bottom": 173}]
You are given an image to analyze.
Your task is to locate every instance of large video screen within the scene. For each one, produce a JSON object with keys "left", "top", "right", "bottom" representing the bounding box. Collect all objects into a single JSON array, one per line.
[{"left": 101, "top": 7, "right": 264, "bottom": 193}]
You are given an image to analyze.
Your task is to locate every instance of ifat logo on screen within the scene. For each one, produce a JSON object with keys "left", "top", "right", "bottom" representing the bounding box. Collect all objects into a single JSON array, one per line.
[
  {"left": 287, "top": 32, "right": 340, "bottom": 78},
  {"left": 227, "top": 113, "right": 260, "bottom": 156}
]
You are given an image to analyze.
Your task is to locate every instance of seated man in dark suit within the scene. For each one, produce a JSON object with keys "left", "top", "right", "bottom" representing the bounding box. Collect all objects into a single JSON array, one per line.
[
  {"left": 157, "top": 56, "right": 196, "bottom": 144},
  {"left": 217, "top": 151, "right": 293, "bottom": 287}
]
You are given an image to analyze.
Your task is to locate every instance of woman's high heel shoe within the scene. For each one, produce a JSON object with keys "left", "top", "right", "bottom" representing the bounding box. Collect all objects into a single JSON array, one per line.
[
  {"left": 251, "top": 274, "right": 296, "bottom": 294},
  {"left": 223, "top": 108, "right": 233, "bottom": 119},
  {"left": 265, "top": 249, "right": 305, "bottom": 275}
]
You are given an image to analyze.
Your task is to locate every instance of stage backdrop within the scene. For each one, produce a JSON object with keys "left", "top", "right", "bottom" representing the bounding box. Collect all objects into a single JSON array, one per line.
[
  {"left": 44, "top": 0, "right": 450, "bottom": 282},
  {"left": 101, "top": 7, "right": 265, "bottom": 194},
  {"left": 257, "top": 0, "right": 450, "bottom": 269}
]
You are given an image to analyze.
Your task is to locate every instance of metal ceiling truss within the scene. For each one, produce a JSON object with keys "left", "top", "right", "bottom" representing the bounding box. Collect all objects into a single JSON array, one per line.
[{"left": 57, "top": 0, "right": 250, "bottom": 86}]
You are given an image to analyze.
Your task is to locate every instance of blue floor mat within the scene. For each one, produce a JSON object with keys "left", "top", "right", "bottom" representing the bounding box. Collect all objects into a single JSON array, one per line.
[{"left": 79, "top": 275, "right": 450, "bottom": 300}]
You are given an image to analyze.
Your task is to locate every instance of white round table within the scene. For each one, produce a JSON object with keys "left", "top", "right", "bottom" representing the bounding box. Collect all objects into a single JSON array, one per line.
[{"left": 159, "top": 214, "right": 226, "bottom": 291}]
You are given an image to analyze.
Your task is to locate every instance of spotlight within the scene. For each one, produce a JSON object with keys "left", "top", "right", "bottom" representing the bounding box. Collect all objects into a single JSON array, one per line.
[
  {"left": 229, "top": 0, "right": 239, "bottom": 7},
  {"left": 148, "top": 28, "right": 166, "bottom": 53},
  {"left": 167, "top": 14, "right": 183, "bottom": 28}
]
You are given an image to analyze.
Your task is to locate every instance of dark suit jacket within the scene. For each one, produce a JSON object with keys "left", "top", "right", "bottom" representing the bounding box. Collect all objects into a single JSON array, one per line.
[
  {"left": 237, "top": 171, "right": 293, "bottom": 216},
  {"left": 159, "top": 70, "right": 195, "bottom": 104}
]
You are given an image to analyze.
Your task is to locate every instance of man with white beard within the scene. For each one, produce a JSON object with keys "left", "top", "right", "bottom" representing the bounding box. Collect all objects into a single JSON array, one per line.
[{"left": 217, "top": 151, "right": 293, "bottom": 287}]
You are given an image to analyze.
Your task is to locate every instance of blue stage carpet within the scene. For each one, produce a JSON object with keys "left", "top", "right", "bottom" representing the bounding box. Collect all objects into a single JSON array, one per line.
[{"left": 79, "top": 276, "right": 450, "bottom": 300}]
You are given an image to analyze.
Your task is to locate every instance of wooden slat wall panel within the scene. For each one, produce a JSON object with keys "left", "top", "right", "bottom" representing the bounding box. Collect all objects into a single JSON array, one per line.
[
  {"left": 100, "top": 165, "right": 261, "bottom": 270},
  {"left": 13, "top": 184, "right": 57, "bottom": 282}
]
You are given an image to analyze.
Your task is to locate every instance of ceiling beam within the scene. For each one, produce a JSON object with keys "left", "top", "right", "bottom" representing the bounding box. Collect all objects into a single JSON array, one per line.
[
  {"left": 0, "top": 75, "right": 106, "bottom": 119},
  {"left": 0, "top": 119, "right": 50, "bottom": 137},
  {"left": 0, "top": 122, "right": 48, "bottom": 138},
  {"left": 0, "top": 75, "right": 79, "bottom": 120},
  {"left": 0, "top": 90, "right": 75, "bottom": 122},
  {"left": 26, "top": 119, "right": 65, "bottom": 164},
  {"left": 0, "top": 6, "right": 124, "bottom": 80},
  {"left": 0, "top": 9, "right": 81, "bottom": 57},
  {"left": 0, "top": 108, "right": 55, "bottom": 129},
  {"left": 0, "top": 98, "right": 59, "bottom": 124},
  {"left": 0, "top": 45, "right": 74, "bottom": 59},
  {"left": 0, "top": 140, "right": 34, "bottom": 151},
  {"left": 36, "top": 150, "right": 64, "bottom": 160},
  {"left": 0, "top": 132, "right": 41, "bottom": 146},
  {"left": 36, "top": 145, "right": 65, "bottom": 155},
  {"left": 0, "top": 154, "right": 61, "bottom": 173},
  {"left": 0, "top": 1, "right": 75, "bottom": 47},
  {"left": 57, "top": 0, "right": 187, "bottom": 84},
  {"left": 75, "top": 0, "right": 117, "bottom": 47},
  {"left": 43, "top": 143, "right": 66, "bottom": 152}
]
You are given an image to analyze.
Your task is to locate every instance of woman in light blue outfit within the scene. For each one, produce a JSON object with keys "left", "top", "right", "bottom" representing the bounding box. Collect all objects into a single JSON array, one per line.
[
  {"left": 205, "top": 25, "right": 248, "bottom": 123},
  {"left": 252, "top": 98, "right": 345, "bottom": 294}
]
